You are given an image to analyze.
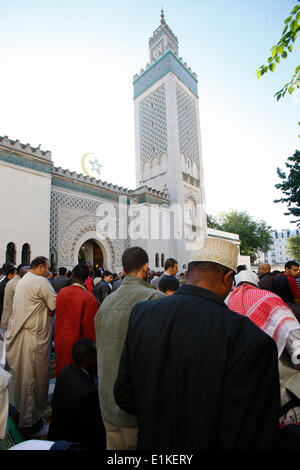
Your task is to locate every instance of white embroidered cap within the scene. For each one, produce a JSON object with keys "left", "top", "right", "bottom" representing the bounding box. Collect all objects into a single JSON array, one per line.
[
  {"left": 234, "top": 270, "right": 259, "bottom": 287},
  {"left": 189, "top": 237, "right": 239, "bottom": 272}
]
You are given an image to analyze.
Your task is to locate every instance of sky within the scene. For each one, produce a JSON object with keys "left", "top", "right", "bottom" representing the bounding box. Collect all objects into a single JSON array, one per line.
[{"left": 0, "top": 0, "right": 299, "bottom": 231}]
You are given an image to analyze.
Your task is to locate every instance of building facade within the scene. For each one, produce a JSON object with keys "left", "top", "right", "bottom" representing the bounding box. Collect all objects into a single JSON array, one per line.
[
  {"left": 258, "top": 228, "right": 300, "bottom": 266},
  {"left": 0, "top": 13, "right": 242, "bottom": 273}
]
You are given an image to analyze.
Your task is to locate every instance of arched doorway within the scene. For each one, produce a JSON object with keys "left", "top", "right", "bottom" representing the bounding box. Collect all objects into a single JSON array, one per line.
[
  {"left": 78, "top": 239, "right": 103, "bottom": 269},
  {"left": 6, "top": 242, "right": 16, "bottom": 264},
  {"left": 21, "top": 243, "right": 31, "bottom": 264}
]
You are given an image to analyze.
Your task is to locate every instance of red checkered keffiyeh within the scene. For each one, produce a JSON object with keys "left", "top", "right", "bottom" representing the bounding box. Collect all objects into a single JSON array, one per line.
[{"left": 228, "top": 284, "right": 300, "bottom": 358}]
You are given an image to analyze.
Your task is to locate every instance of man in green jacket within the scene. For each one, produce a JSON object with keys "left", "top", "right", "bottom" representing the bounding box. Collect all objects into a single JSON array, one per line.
[{"left": 94, "top": 246, "right": 164, "bottom": 450}]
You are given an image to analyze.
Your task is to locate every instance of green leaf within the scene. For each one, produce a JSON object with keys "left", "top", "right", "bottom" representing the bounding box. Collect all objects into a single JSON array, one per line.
[
  {"left": 282, "top": 50, "right": 288, "bottom": 58},
  {"left": 290, "top": 20, "right": 297, "bottom": 32},
  {"left": 276, "top": 93, "right": 282, "bottom": 101},
  {"left": 288, "top": 44, "right": 293, "bottom": 52},
  {"left": 275, "top": 56, "right": 281, "bottom": 63},
  {"left": 282, "top": 25, "right": 288, "bottom": 34},
  {"left": 285, "top": 16, "right": 292, "bottom": 24},
  {"left": 288, "top": 86, "right": 295, "bottom": 94},
  {"left": 269, "top": 62, "right": 276, "bottom": 72},
  {"left": 291, "top": 5, "right": 300, "bottom": 14},
  {"left": 256, "top": 69, "right": 261, "bottom": 79},
  {"left": 271, "top": 46, "right": 277, "bottom": 59}
]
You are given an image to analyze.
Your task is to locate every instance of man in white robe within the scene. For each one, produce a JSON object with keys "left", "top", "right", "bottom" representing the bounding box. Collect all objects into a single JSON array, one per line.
[{"left": 6, "top": 256, "right": 56, "bottom": 436}]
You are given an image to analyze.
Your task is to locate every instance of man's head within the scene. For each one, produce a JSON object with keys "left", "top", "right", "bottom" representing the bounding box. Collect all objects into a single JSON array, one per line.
[
  {"left": 164, "top": 258, "right": 178, "bottom": 276},
  {"left": 285, "top": 261, "right": 299, "bottom": 278},
  {"left": 122, "top": 247, "right": 149, "bottom": 280},
  {"left": 103, "top": 270, "right": 113, "bottom": 283},
  {"left": 236, "top": 265, "right": 247, "bottom": 273},
  {"left": 5, "top": 264, "right": 16, "bottom": 280},
  {"left": 72, "top": 338, "right": 97, "bottom": 376},
  {"left": 187, "top": 261, "right": 235, "bottom": 300},
  {"left": 16, "top": 263, "right": 27, "bottom": 275},
  {"left": 19, "top": 265, "right": 30, "bottom": 278},
  {"left": 234, "top": 270, "right": 259, "bottom": 288},
  {"left": 187, "top": 237, "right": 239, "bottom": 300},
  {"left": 30, "top": 256, "right": 50, "bottom": 278},
  {"left": 158, "top": 276, "right": 180, "bottom": 296},
  {"left": 86, "top": 262, "right": 94, "bottom": 276},
  {"left": 59, "top": 267, "right": 68, "bottom": 277},
  {"left": 94, "top": 269, "right": 103, "bottom": 278},
  {"left": 257, "top": 263, "right": 271, "bottom": 278},
  {"left": 2, "top": 262, "right": 15, "bottom": 277},
  {"left": 71, "top": 264, "right": 90, "bottom": 285}
]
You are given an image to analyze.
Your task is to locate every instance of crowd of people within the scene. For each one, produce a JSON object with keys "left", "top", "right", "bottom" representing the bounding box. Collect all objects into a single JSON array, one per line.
[{"left": 0, "top": 240, "right": 300, "bottom": 450}]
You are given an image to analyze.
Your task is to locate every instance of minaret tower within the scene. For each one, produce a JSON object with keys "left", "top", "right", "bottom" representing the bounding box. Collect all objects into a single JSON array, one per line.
[{"left": 133, "top": 11, "right": 207, "bottom": 261}]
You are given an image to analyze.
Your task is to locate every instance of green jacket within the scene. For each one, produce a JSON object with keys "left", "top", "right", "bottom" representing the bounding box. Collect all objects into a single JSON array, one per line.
[{"left": 95, "top": 275, "right": 165, "bottom": 427}]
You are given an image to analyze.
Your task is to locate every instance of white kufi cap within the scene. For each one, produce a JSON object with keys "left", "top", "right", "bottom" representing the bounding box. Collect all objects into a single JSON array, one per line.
[
  {"left": 234, "top": 270, "right": 259, "bottom": 287},
  {"left": 189, "top": 237, "right": 239, "bottom": 272}
]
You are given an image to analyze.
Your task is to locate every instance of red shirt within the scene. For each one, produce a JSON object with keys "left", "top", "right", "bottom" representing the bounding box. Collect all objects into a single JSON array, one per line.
[
  {"left": 285, "top": 274, "right": 300, "bottom": 299},
  {"left": 54, "top": 284, "right": 98, "bottom": 377},
  {"left": 85, "top": 276, "right": 94, "bottom": 293}
]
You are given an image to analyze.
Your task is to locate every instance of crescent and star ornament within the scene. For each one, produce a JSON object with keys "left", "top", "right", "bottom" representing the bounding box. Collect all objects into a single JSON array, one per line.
[{"left": 81, "top": 152, "right": 103, "bottom": 178}]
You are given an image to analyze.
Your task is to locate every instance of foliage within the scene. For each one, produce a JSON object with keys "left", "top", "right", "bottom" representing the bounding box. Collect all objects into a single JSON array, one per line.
[
  {"left": 286, "top": 235, "right": 300, "bottom": 260},
  {"left": 256, "top": 1, "right": 300, "bottom": 101},
  {"left": 206, "top": 214, "right": 220, "bottom": 230},
  {"left": 274, "top": 149, "right": 300, "bottom": 226},
  {"left": 207, "top": 211, "right": 273, "bottom": 263}
]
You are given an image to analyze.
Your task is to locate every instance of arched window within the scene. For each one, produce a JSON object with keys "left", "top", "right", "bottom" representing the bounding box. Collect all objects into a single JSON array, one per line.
[
  {"left": 161, "top": 253, "right": 165, "bottom": 268},
  {"left": 50, "top": 253, "right": 56, "bottom": 272},
  {"left": 21, "top": 243, "right": 31, "bottom": 264},
  {"left": 6, "top": 242, "right": 16, "bottom": 265},
  {"left": 155, "top": 253, "right": 159, "bottom": 268}
]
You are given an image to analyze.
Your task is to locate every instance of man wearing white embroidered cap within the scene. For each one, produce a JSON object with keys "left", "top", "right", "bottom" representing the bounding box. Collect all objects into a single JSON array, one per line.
[
  {"left": 227, "top": 268, "right": 300, "bottom": 427},
  {"left": 114, "top": 237, "right": 281, "bottom": 450}
]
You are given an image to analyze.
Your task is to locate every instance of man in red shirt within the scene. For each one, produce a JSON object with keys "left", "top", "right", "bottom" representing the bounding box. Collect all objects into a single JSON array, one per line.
[
  {"left": 84, "top": 262, "right": 94, "bottom": 293},
  {"left": 54, "top": 264, "right": 99, "bottom": 377},
  {"left": 273, "top": 261, "right": 300, "bottom": 306}
]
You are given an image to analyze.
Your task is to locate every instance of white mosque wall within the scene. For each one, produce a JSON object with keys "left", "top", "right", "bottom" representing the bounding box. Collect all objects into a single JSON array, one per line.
[{"left": 0, "top": 160, "right": 51, "bottom": 264}]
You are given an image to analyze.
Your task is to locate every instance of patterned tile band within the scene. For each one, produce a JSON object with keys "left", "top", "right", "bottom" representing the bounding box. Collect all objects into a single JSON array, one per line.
[{"left": 133, "top": 51, "right": 198, "bottom": 99}]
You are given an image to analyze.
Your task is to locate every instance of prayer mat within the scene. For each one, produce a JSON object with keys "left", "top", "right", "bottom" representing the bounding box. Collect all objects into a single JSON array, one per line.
[{"left": 0, "top": 417, "right": 24, "bottom": 450}]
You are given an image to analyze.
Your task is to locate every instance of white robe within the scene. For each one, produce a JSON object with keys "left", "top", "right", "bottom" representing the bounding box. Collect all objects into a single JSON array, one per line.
[
  {"left": 0, "top": 368, "right": 12, "bottom": 438},
  {"left": 6, "top": 272, "right": 56, "bottom": 427}
]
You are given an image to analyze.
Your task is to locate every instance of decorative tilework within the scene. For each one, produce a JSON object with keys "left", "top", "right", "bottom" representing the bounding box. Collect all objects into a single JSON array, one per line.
[
  {"left": 176, "top": 86, "right": 200, "bottom": 163},
  {"left": 0, "top": 150, "right": 52, "bottom": 174},
  {"left": 139, "top": 85, "right": 167, "bottom": 162},
  {"left": 50, "top": 190, "right": 101, "bottom": 254},
  {"left": 51, "top": 176, "right": 121, "bottom": 202},
  {"left": 133, "top": 51, "right": 198, "bottom": 99},
  {"left": 50, "top": 190, "right": 129, "bottom": 268}
]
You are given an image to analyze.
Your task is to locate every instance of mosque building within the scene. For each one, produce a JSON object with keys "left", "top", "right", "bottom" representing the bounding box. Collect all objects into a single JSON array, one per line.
[{"left": 0, "top": 12, "right": 244, "bottom": 272}]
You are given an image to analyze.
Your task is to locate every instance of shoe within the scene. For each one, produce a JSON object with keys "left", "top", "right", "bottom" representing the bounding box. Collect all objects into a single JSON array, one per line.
[{"left": 24, "top": 423, "right": 49, "bottom": 438}]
